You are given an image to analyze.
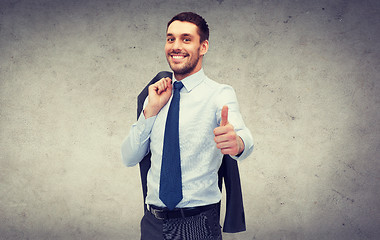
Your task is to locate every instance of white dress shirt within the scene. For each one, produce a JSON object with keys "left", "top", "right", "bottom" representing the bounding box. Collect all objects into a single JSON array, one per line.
[{"left": 121, "top": 69, "right": 253, "bottom": 208}]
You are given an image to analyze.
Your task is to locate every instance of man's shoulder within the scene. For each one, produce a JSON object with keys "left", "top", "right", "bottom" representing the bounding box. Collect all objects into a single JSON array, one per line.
[
  {"left": 203, "top": 75, "right": 233, "bottom": 90},
  {"left": 203, "top": 77, "right": 236, "bottom": 97}
]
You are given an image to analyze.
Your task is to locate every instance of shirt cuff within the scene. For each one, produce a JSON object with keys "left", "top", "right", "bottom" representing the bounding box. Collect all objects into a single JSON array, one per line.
[{"left": 230, "top": 130, "right": 254, "bottom": 161}]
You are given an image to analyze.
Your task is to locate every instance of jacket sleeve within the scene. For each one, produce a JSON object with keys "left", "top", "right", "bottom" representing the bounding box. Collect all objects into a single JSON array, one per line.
[{"left": 219, "top": 155, "right": 246, "bottom": 233}]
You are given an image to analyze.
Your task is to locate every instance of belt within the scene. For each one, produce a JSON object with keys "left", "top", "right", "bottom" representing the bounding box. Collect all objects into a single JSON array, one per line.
[{"left": 148, "top": 203, "right": 217, "bottom": 220}]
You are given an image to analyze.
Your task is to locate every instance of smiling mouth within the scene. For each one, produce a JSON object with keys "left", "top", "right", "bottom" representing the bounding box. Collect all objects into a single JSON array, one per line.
[
  {"left": 172, "top": 55, "right": 185, "bottom": 59},
  {"left": 170, "top": 54, "right": 188, "bottom": 63}
]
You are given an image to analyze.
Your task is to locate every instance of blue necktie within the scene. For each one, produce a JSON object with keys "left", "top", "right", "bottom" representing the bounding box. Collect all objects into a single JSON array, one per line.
[{"left": 159, "top": 81, "right": 184, "bottom": 210}]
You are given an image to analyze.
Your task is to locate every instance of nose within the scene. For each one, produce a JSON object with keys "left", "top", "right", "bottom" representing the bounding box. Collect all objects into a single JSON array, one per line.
[{"left": 172, "top": 39, "right": 182, "bottom": 51}]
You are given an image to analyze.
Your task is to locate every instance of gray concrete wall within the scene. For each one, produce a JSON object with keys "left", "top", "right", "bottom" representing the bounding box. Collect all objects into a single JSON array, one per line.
[{"left": 0, "top": 0, "right": 379, "bottom": 239}]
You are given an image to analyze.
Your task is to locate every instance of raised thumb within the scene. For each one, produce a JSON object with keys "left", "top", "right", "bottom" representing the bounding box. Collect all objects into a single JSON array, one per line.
[{"left": 220, "top": 105, "right": 229, "bottom": 126}]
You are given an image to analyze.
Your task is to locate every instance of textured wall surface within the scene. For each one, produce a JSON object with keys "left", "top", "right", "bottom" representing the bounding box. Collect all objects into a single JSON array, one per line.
[{"left": 1, "top": 0, "right": 379, "bottom": 239}]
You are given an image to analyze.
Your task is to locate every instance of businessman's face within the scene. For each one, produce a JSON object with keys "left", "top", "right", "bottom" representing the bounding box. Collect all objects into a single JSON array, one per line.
[{"left": 165, "top": 20, "right": 208, "bottom": 80}]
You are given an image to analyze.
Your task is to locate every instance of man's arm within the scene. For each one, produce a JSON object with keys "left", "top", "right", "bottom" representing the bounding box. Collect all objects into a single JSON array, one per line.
[
  {"left": 213, "top": 85, "right": 254, "bottom": 160},
  {"left": 121, "top": 111, "right": 154, "bottom": 167},
  {"left": 121, "top": 77, "right": 173, "bottom": 167}
]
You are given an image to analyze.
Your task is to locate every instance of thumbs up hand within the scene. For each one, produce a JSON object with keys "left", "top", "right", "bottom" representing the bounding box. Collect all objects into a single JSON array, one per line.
[{"left": 213, "top": 106, "right": 245, "bottom": 156}]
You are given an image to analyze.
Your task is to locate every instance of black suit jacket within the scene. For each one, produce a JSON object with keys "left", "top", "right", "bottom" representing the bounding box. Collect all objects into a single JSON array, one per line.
[{"left": 137, "top": 71, "right": 246, "bottom": 233}]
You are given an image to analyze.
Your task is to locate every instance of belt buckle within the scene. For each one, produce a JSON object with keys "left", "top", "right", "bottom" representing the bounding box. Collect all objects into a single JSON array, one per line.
[{"left": 150, "top": 206, "right": 166, "bottom": 220}]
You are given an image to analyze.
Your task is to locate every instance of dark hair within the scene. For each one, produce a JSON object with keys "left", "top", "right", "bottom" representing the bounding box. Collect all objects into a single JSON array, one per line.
[{"left": 167, "top": 12, "right": 209, "bottom": 43}]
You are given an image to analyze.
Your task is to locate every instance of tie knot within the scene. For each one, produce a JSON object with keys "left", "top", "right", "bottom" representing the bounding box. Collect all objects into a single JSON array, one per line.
[{"left": 174, "top": 81, "right": 184, "bottom": 90}]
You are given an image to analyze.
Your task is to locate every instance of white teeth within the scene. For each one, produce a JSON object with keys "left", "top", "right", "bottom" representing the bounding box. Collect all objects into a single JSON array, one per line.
[{"left": 172, "top": 55, "right": 185, "bottom": 59}]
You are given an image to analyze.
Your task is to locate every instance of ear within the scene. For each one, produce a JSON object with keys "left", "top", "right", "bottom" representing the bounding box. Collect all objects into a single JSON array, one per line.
[{"left": 200, "top": 40, "right": 209, "bottom": 56}]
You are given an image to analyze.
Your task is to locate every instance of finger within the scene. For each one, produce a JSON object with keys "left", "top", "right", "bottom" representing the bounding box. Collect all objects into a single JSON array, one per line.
[
  {"left": 214, "top": 124, "right": 234, "bottom": 136},
  {"left": 221, "top": 148, "right": 237, "bottom": 155},
  {"left": 214, "top": 130, "right": 236, "bottom": 143},
  {"left": 157, "top": 78, "right": 168, "bottom": 94},
  {"left": 213, "top": 126, "right": 226, "bottom": 136},
  {"left": 220, "top": 105, "right": 228, "bottom": 126},
  {"left": 161, "top": 79, "right": 167, "bottom": 93},
  {"left": 152, "top": 81, "right": 160, "bottom": 93},
  {"left": 216, "top": 141, "right": 232, "bottom": 149},
  {"left": 166, "top": 78, "right": 173, "bottom": 91},
  {"left": 214, "top": 134, "right": 227, "bottom": 144},
  {"left": 149, "top": 83, "right": 159, "bottom": 97}
]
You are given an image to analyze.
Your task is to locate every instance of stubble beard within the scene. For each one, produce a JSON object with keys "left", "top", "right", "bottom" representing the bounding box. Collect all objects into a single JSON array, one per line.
[{"left": 167, "top": 50, "right": 201, "bottom": 76}]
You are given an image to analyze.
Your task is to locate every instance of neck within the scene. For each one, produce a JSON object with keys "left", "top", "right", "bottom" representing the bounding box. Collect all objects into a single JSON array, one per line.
[
  {"left": 174, "top": 61, "right": 203, "bottom": 81},
  {"left": 174, "top": 69, "right": 199, "bottom": 81}
]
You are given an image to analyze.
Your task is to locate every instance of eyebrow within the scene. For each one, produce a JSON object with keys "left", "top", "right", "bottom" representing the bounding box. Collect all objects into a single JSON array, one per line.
[{"left": 166, "top": 33, "right": 193, "bottom": 38}]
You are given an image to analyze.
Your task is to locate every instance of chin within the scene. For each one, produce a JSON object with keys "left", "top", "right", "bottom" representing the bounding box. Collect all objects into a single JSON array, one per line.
[
  {"left": 170, "top": 65, "right": 186, "bottom": 74},
  {"left": 173, "top": 68, "right": 191, "bottom": 76}
]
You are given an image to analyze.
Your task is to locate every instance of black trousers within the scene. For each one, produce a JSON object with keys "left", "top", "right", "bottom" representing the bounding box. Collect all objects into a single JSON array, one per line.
[{"left": 140, "top": 205, "right": 222, "bottom": 240}]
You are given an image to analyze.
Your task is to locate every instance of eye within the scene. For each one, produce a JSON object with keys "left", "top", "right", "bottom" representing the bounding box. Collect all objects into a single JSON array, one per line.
[
  {"left": 183, "top": 38, "right": 191, "bottom": 43},
  {"left": 167, "top": 37, "right": 175, "bottom": 43}
]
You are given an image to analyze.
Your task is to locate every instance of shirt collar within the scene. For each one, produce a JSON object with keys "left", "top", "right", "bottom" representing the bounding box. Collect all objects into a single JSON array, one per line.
[{"left": 172, "top": 69, "right": 206, "bottom": 92}]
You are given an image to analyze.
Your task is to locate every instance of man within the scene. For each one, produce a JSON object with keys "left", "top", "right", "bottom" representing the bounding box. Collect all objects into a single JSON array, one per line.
[{"left": 122, "top": 12, "right": 253, "bottom": 240}]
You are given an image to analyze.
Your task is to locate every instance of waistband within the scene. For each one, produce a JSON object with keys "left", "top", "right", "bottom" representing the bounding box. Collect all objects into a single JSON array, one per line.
[{"left": 148, "top": 203, "right": 218, "bottom": 220}]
